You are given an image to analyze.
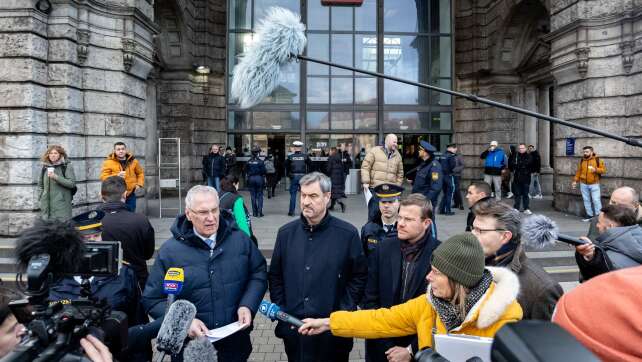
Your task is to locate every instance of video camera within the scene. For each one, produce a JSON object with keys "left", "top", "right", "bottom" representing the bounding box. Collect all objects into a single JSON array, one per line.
[{"left": 1, "top": 241, "right": 127, "bottom": 362}]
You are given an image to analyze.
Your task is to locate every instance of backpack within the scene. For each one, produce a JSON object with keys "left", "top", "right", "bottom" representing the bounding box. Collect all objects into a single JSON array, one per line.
[
  {"left": 42, "top": 164, "right": 77, "bottom": 196},
  {"left": 265, "top": 160, "right": 276, "bottom": 174}
]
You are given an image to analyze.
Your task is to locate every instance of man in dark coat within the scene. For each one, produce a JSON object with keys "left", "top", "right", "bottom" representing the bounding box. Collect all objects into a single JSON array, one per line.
[
  {"left": 269, "top": 172, "right": 367, "bottom": 361},
  {"left": 411, "top": 140, "right": 442, "bottom": 238},
  {"left": 508, "top": 143, "right": 534, "bottom": 214},
  {"left": 143, "top": 185, "right": 267, "bottom": 361},
  {"left": 203, "top": 144, "right": 226, "bottom": 192},
  {"left": 285, "top": 141, "right": 312, "bottom": 216},
  {"left": 362, "top": 193, "right": 440, "bottom": 361},
  {"left": 527, "top": 145, "right": 543, "bottom": 198},
  {"left": 360, "top": 184, "right": 402, "bottom": 256},
  {"left": 99, "top": 176, "right": 155, "bottom": 290},
  {"left": 438, "top": 144, "right": 457, "bottom": 215},
  {"left": 326, "top": 147, "right": 347, "bottom": 212},
  {"left": 471, "top": 199, "right": 563, "bottom": 320},
  {"left": 224, "top": 146, "right": 238, "bottom": 177},
  {"left": 465, "top": 181, "right": 491, "bottom": 232},
  {"left": 246, "top": 146, "right": 266, "bottom": 217}
]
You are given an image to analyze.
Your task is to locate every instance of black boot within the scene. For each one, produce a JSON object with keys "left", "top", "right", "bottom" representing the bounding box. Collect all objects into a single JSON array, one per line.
[{"left": 339, "top": 201, "right": 346, "bottom": 213}]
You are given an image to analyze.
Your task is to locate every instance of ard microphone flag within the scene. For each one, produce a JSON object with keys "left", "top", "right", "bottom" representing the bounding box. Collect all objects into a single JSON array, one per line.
[{"left": 163, "top": 267, "right": 185, "bottom": 295}]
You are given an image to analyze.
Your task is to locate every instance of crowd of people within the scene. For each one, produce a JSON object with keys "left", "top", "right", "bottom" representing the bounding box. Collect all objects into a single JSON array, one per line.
[{"left": 3, "top": 136, "right": 639, "bottom": 362}]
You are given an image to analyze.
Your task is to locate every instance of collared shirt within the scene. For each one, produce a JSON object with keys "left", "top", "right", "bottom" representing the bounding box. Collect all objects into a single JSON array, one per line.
[
  {"left": 383, "top": 224, "right": 395, "bottom": 233},
  {"left": 194, "top": 228, "right": 217, "bottom": 249}
]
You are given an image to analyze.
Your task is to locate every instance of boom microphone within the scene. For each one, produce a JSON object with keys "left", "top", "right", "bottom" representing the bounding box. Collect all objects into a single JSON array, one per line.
[
  {"left": 258, "top": 301, "right": 304, "bottom": 328},
  {"left": 155, "top": 300, "right": 197, "bottom": 362},
  {"left": 183, "top": 337, "right": 217, "bottom": 362},
  {"left": 521, "top": 214, "right": 588, "bottom": 248}
]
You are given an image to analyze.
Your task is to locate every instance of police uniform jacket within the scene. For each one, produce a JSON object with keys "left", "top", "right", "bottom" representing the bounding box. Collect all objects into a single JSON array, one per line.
[
  {"left": 285, "top": 151, "right": 310, "bottom": 177},
  {"left": 412, "top": 159, "right": 443, "bottom": 203},
  {"left": 143, "top": 213, "right": 267, "bottom": 357},
  {"left": 360, "top": 215, "right": 397, "bottom": 256},
  {"left": 440, "top": 151, "right": 457, "bottom": 176},
  {"left": 268, "top": 212, "right": 368, "bottom": 359}
]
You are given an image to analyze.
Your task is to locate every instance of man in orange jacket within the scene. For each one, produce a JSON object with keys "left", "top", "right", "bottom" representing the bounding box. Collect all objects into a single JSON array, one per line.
[
  {"left": 572, "top": 146, "right": 606, "bottom": 222},
  {"left": 100, "top": 142, "right": 145, "bottom": 211}
]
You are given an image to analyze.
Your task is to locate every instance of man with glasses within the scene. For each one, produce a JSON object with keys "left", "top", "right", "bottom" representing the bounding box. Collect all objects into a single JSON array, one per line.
[
  {"left": 143, "top": 185, "right": 267, "bottom": 361},
  {"left": 471, "top": 199, "right": 562, "bottom": 320}
]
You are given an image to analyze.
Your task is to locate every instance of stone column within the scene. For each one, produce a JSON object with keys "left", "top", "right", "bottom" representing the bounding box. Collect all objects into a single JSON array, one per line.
[{"left": 538, "top": 85, "right": 553, "bottom": 195}]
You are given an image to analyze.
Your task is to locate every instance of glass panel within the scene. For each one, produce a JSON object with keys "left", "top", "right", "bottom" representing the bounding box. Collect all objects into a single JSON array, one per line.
[
  {"left": 355, "top": 34, "right": 377, "bottom": 72},
  {"left": 431, "top": 0, "right": 451, "bottom": 34},
  {"left": 354, "top": 134, "right": 377, "bottom": 164},
  {"left": 330, "top": 134, "right": 354, "bottom": 158},
  {"left": 238, "top": 134, "right": 252, "bottom": 156},
  {"left": 431, "top": 112, "right": 452, "bottom": 130},
  {"left": 229, "top": 0, "right": 251, "bottom": 30},
  {"left": 255, "top": 0, "right": 300, "bottom": 20},
  {"left": 253, "top": 112, "right": 300, "bottom": 130},
  {"left": 331, "top": 34, "right": 353, "bottom": 75},
  {"left": 331, "top": 77, "right": 353, "bottom": 104},
  {"left": 355, "top": 0, "right": 377, "bottom": 31},
  {"left": 331, "top": 112, "right": 353, "bottom": 130},
  {"left": 431, "top": 36, "right": 451, "bottom": 78},
  {"left": 332, "top": 6, "right": 353, "bottom": 31},
  {"left": 228, "top": 33, "right": 254, "bottom": 74},
  {"left": 261, "top": 62, "right": 300, "bottom": 104},
  {"left": 383, "top": 112, "right": 431, "bottom": 130},
  {"left": 307, "top": 33, "right": 329, "bottom": 75},
  {"left": 355, "top": 77, "right": 377, "bottom": 104},
  {"left": 228, "top": 111, "right": 251, "bottom": 130},
  {"left": 307, "top": 111, "right": 329, "bottom": 130},
  {"left": 431, "top": 78, "right": 451, "bottom": 105},
  {"left": 307, "top": 77, "right": 329, "bottom": 103},
  {"left": 308, "top": 0, "right": 329, "bottom": 30},
  {"left": 383, "top": 35, "right": 429, "bottom": 104},
  {"left": 355, "top": 111, "right": 377, "bottom": 129},
  {"left": 306, "top": 134, "right": 330, "bottom": 157},
  {"left": 384, "top": 0, "right": 428, "bottom": 32},
  {"left": 252, "top": 134, "right": 269, "bottom": 157}
]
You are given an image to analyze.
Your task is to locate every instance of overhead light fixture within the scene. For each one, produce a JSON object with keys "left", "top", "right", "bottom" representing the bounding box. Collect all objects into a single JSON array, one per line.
[{"left": 195, "top": 65, "right": 211, "bottom": 74}]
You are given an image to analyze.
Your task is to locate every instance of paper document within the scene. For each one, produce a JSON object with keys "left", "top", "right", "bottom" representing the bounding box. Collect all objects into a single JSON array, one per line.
[
  {"left": 206, "top": 321, "right": 245, "bottom": 342},
  {"left": 434, "top": 333, "right": 493, "bottom": 362},
  {"left": 364, "top": 187, "right": 372, "bottom": 206}
]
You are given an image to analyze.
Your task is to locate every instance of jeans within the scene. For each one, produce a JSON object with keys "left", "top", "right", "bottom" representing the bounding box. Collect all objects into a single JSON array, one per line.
[
  {"left": 529, "top": 173, "right": 542, "bottom": 196},
  {"left": 125, "top": 192, "right": 137, "bottom": 212},
  {"left": 439, "top": 175, "right": 456, "bottom": 213},
  {"left": 484, "top": 174, "right": 503, "bottom": 200},
  {"left": 513, "top": 181, "right": 530, "bottom": 211},
  {"left": 207, "top": 176, "right": 221, "bottom": 192},
  {"left": 580, "top": 183, "right": 602, "bottom": 217},
  {"left": 289, "top": 174, "right": 303, "bottom": 214},
  {"left": 248, "top": 176, "right": 264, "bottom": 215}
]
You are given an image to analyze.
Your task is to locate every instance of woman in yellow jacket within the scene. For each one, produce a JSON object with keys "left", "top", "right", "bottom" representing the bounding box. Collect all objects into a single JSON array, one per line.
[{"left": 299, "top": 233, "right": 523, "bottom": 358}]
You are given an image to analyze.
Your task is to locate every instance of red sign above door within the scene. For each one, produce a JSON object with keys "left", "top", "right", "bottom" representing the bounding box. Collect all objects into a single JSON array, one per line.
[{"left": 321, "top": 0, "right": 364, "bottom": 5}]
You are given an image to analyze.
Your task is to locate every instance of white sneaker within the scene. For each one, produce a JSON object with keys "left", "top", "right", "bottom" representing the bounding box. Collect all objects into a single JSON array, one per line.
[
  {"left": 507, "top": 192, "right": 514, "bottom": 199},
  {"left": 535, "top": 194, "right": 543, "bottom": 199},
  {"left": 528, "top": 194, "right": 532, "bottom": 199},
  {"left": 523, "top": 209, "right": 532, "bottom": 215},
  {"left": 491, "top": 192, "right": 495, "bottom": 198},
  {"left": 582, "top": 218, "right": 592, "bottom": 222}
]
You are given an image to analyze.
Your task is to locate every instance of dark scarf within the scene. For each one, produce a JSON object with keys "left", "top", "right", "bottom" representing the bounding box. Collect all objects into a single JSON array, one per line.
[
  {"left": 400, "top": 232, "right": 428, "bottom": 261},
  {"left": 486, "top": 241, "right": 518, "bottom": 267},
  {"left": 430, "top": 269, "right": 493, "bottom": 331}
]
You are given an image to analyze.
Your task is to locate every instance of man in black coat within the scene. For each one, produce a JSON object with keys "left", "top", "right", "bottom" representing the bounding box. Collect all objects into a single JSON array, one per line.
[
  {"left": 360, "top": 184, "right": 402, "bottom": 256},
  {"left": 465, "top": 181, "right": 491, "bottom": 232},
  {"left": 326, "top": 147, "right": 347, "bottom": 212},
  {"left": 99, "top": 176, "right": 155, "bottom": 290},
  {"left": 269, "top": 172, "right": 367, "bottom": 362},
  {"left": 527, "top": 145, "right": 543, "bottom": 198},
  {"left": 143, "top": 185, "right": 267, "bottom": 361},
  {"left": 203, "top": 144, "right": 226, "bottom": 192},
  {"left": 508, "top": 143, "right": 534, "bottom": 214},
  {"left": 438, "top": 144, "right": 457, "bottom": 215},
  {"left": 362, "top": 193, "right": 440, "bottom": 362}
]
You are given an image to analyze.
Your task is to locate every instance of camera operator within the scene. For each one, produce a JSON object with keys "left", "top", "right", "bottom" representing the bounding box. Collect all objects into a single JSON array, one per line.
[{"left": 0, "top": 286, "right": 25, "bottom": 358}]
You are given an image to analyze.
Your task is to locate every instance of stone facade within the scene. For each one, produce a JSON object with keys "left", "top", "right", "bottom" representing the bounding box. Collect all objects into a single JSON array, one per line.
[{"left": 454, "top": 0, "right": 642, "bottom": 215}]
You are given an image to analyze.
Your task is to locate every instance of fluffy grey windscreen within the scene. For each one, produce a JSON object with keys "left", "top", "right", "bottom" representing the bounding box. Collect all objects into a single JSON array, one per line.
[
  {"left": 183, "top": 336, "right": 217, "bottom": 362},
  {"left": 520, "top": 214, "right": 559, "bottom": 249},
  {"left": 230, "top": 7, "right": 307, "bottom": 108},
  {"left": 156, "top": 299, "right": 197, "bottom": 355}
]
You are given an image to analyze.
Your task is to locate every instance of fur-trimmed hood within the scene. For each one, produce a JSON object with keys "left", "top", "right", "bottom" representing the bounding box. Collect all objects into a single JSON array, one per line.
[{"left": 428, "top": 266, "right": 520, "bottom": 330}]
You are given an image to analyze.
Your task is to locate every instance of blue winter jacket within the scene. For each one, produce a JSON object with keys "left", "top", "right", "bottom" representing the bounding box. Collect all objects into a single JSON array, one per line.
[
  {"left": 481, "top": 148, "right": 506, "bottom": 175},
  {"left": 142, "top": 213, "right": 267, "bottom": 330}
]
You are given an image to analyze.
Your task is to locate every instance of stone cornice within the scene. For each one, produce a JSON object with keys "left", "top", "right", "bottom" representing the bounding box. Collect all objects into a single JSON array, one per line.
[
  {"left": 56, "top": 0, "right": 160, "bottom": 35},
  {"left": 547, "top": 11, "right": 642, "bottom": 43}
]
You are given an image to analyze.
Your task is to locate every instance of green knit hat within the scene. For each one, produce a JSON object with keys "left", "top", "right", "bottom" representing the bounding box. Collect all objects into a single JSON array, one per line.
[{"left": 431, "top": 232, "right": 485, "bottom": 288}]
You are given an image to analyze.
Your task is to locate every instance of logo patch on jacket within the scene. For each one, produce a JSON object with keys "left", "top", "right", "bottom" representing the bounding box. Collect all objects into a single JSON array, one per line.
[
  {"left": 432, "top": 172, "right": 439, "bottom": 181},
  {"left": 368, "top": 238, "right": 378, "bottom": 245}
]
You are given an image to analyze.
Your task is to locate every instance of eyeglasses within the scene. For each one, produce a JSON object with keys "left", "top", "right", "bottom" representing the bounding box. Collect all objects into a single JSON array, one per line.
[
  {"left": 189, "top": 208, "right": 218, "bottom": 218},
  {"left": 471, "top": 226, "right": 506, "bottom": 234}
]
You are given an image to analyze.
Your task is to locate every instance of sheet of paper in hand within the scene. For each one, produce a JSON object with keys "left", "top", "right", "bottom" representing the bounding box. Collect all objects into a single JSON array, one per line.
[{"left": 206, "top": 321, "right": 245, "bottom": 342}]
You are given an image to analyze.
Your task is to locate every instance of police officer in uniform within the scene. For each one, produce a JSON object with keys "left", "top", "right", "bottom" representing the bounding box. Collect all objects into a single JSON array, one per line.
[
  {"left": 411, "top": 140, "right": 442, "bottom": 237},
  {"left": 246, "top": 145, "right": 267, "bottom": 217},
  {"left": 285, "top": 140, "right": 311, "bottom": 216},
  {"left": 360, "top": 184, "right": 402, "bottom": 257}
]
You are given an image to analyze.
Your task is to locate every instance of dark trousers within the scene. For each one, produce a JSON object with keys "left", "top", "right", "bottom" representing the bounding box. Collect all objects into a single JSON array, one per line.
[
  {"left": 266, "top": 173, "right": 278, "bottom": 197},
  {"left": 172, "top": 330, "right": 251, "bottom": 362},
  {"left": 438, "top": 175, "right": 455, "bottom": 213},
  {"left": 125, "top": 193, "right": 137, "bottom": 212},
  {"left": 513, "top": 181, "right": 530, "bottom": 211},
  {"left": 453, "top": 176, "right": 463, "bottom": 207},
  {"left": 248, "top": 176, "right": 264, "bottom": 215},
  {"left": 289, "top": 174, "right": 303, "bottom": 214},
  {"left": 281, "top": 332, "right": 352, "bottom": 362}
]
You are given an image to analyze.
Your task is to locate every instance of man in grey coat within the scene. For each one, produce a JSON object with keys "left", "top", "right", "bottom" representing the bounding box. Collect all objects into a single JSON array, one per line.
[{"left": 587, "top": 186, "right": 642, "bottom": 240}]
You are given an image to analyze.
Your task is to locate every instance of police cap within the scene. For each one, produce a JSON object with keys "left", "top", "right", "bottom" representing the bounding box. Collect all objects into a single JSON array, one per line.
[
  {"left": 71, "top": 210, "right": 105, "bottom": 236},
  {"left": 374, "top": 183, "right": 403, "bottom": 202},
  {"left": 419, "top": 140, "right": 437, "bottom": 153},
  {"left": 292, "top": 141, "right": 303, "bottom": 147}
]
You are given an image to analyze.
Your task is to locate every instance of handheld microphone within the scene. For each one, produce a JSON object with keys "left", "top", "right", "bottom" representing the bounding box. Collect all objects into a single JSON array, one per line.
[
  {"left": 183, "top": 337, "right": 217, "bottom": 362},
  {"left": 155, "top": 299, "right": 197, "bottom": 362},
  {"left": 163, "top": 267, "right": 185, "bottom": 310},
  {"left": 258, "top": 301, "right": 304, "bottom": 328},
  {"left": 521, "top": 214, "right": 588, "bottom": 248}
]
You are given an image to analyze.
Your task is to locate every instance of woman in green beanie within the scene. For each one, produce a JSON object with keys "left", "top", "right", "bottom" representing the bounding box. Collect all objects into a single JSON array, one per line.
[{"left": 299, "top": 233, "right": 523, "bottom": 353}]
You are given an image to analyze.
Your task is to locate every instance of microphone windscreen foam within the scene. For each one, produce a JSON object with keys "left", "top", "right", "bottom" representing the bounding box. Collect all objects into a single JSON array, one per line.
[
  {"left": 230, "top": 7, "right": 306, "bottom": 108},
  {"left": 520, "top": 214, "right": 559, "bottom": 249},
  {"left": 183, "top": 337, "right": 217, "bottom": 362},
  {"left": 156, "top": 300, "right": 197, "bottom": 355}
]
